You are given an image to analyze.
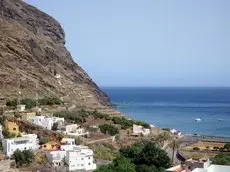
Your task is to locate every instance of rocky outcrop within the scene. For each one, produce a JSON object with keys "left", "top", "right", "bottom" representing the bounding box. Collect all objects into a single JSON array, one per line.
[{"left": 0, "top": 0, "right": 112, "bottom": 109}]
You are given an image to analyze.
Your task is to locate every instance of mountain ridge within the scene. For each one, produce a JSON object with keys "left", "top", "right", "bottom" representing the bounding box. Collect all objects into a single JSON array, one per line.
[{"left": 0, "top": 0, "right": 113, "bottom": 110}]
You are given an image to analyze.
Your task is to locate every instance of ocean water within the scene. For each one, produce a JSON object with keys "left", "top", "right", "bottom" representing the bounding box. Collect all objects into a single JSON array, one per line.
[{"left": 102, "top": 87, "right": 230, "bottom": 137}]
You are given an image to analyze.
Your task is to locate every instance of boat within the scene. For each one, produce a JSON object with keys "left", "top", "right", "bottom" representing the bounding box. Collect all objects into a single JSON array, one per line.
[{"left": 195, "top": 118, "right": 201, "bottom": 122}]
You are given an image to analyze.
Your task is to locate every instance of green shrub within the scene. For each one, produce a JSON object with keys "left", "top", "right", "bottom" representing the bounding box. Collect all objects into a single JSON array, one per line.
[
  {"left": 99, "top": 124, "right": 119, "bottom": 136},
  {"left": 13, "top": 149, "right": 35, "bottom": 166},
  {"left": 39, "top": 137, "right": 51, "bottom": 145},
  {"left": 135, "top": 121, "right": 150, "bottom": 129},
  {"left": 54, "top": 111, "right": 87, "bottom": 124},
  {"left": 224, "top": 143, "right": 230, "bottom": 152},
  {"left": 2, "top": 130, "right": 16, "bottom": 138},
  {"left": 112, "top": 117, "right": 134, "bottom": 129},
  {"left": 38, "top": 97, "right": 63, "bottom": 106},
  {"left": 193, "top": 147, "right": 200, "bottom": 151}
]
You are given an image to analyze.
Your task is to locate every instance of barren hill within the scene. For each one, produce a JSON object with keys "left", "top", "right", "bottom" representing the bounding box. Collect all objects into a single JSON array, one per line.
[{"left": 0, "top": 0, "right": 114, "bottom": 111}]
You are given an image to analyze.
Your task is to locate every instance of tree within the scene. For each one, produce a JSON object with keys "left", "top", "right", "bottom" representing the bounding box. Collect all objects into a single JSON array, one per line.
[
  {"left": 211, "top": 154, "right": 230, "bottom": 165},
  {"left": 52, "top": 122, "right": 58, "bottom": 131},
  {"left": 168, "top": 139, "right": 180, "bottom": 163},
  {"left": 137, "top": 165, "right": 164, "bottom": 172},
  {"left": 94, "top": 165, "right": 114, "bottom": 172},
  {"left": 13, "top": 149, "right": 35, "bottom": 166},
  {"left": 135, "top": 142, "right": 171, "bottom": 169},
  {"left": 120, "top": 145, "right": 142, "bottom": 161},
  {"left": 213, "top": 146, "right": 219, "bottom": 151},
  {"left": 224, "top": 143, "right": 230, "bottom": 152},
  {"left": 113, "top": 156, "right": 136, "bottom": 172},
  {"left": 99, "top": 124, "right": 119, "bottom": 136}
]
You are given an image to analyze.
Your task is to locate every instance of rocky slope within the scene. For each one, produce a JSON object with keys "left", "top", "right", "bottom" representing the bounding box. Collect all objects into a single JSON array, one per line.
[{"left": 0, "top": 0, "right": 114, "bottom": 110}]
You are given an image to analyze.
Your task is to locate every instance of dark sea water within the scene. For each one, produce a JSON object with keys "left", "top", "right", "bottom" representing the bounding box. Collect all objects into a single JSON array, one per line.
[{"left": 102, "top": 87, "right": 230, "bottom": 137}]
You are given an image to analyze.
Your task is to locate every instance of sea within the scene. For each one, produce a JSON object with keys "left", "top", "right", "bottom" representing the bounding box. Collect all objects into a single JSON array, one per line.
[{"left": 102, "top": 87, "right": 230, "bottom": 137}]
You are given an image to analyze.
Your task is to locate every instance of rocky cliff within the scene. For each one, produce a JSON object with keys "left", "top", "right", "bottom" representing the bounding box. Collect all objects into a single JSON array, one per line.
[{"left": 0, "top": 0, "right": 112, "bottom": 110}]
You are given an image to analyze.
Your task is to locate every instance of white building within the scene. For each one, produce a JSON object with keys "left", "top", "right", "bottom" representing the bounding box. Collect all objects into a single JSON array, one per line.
[
  {"left": 192, "top": 164, "right": 230, "bottom": 172},
  {"left": 33, "top": 116, "right": 64, "bottom": 130},
  {"left": 60, "top": 138, "right": 76, "bottom": 152},
  {"left": 45, "top": 138, "right": 96, "bottom": 171},
  {"left": 60, "top": 124, "right": 88, "bottom": 136},
  {"left": 2, "top": 134, "right": 39, "bottom": 157},
  {"left": 17, "top": 104, "right": 26, "bottom": 112},
  {"left": 45, "top": 150, "right": 65, "bottom": 167},
  {"left": 65, "top": 146, "right": 96, "bottom": 171},
  {"left": 0, "top": 124, "right": 3, "bottom": 139},
  {"left": 133, "top": 124, "right": 150, "bottom": 136},
  {"left": 170, "top": 128, "right": 182, "bottom": 136}
]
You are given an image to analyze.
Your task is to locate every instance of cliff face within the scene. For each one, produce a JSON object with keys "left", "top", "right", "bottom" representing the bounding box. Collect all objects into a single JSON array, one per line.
[{"left": 0, "top": 0, "right": 111, "bottom": 108}]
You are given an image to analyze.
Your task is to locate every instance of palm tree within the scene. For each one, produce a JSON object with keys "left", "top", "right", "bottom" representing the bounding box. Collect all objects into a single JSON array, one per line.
[{"left": 168, "top": 139, "right": 180, "bottom": 164}]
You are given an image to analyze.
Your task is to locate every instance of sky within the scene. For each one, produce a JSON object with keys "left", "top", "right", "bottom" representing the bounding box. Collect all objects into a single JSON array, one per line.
[{"left": 26, "top": 0, "right": 230, "bottom": 87}]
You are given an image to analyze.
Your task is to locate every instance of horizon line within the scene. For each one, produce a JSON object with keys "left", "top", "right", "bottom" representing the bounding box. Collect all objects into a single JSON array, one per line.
[{"left": 100, "top": 86, "right": 230, "bottom": 88}]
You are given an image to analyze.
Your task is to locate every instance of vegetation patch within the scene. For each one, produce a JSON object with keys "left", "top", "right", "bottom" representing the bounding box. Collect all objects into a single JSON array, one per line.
[
  {"left": 89, "top": 143, "right": 119, "bottom": 161},
  {"left": 211, "top": 154, "right": 230, "bottom": 165},
  {"left": 6, "top": 97, "right": 63, "bottom": 109},
  {"left": 95, "top": 141, "right": 171, "bottom": 172},
  {"left": 99, "top": 124, "right": 119, "bottom": 136}
]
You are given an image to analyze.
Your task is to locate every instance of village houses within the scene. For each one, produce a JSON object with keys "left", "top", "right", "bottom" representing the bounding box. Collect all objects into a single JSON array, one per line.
[
  {"left": 60, "top": 124, "right": 89, "bottom": 136},
  {"left": 132, "top": 124, "right": 150, "bottom": 136},
  {"left": 45, "top": 138, "right": 96, "bottom": 171},
  {"left": 4, "top": 121, "right": 20, "bottom": 136},
  {"left": 33, "top": 116, "right": 64, "bottom": 130},
  {"left": 2, "top": 134, "right": 39, "bottom": 157}
]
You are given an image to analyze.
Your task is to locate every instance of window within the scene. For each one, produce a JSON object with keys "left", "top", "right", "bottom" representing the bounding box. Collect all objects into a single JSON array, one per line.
[
  {"left": 24, "top": 147, "right": 26, "bottom": 150},
  {"left": 13, "top": 128, "right": 16, "bottom": 130},
  {"left": 81, "top": 164, "right": 83, "bottom": 166},
  {"left": 88, "top": 163, "right": 91, "bottom": 165},
  {"left": 81, "top": 158, "right": 83, "bottom": 160},
  {"left": 88, "top": 157, "right": 90, "bottom": 159}
]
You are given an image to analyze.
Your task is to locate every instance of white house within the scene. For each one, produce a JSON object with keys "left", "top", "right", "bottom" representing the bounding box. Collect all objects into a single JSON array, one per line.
[
  {"left": 2, "top": 134, "right": 39, "bottom": 157},
  {"left": 65, "top": 146, "right": 96, "bottom": 171},
  {"left": 192, "top": 164, "right": 230, "bottom": 172},
  {"left": 133, "top": 124, "right": 150, "bottom": 136},
  {"left": 60, "top": 138, "right": 76, "bottom": 152},
  {"left": 17, "top": 104, "right": 26, "bottom": 112},
  {"left": 170, "top": 128, "right": 182, "bottom": 137},
  {"left": 60, "top": 124, "right": 88, "bottom": 136},
  {"left": 45, "top": 150, "right": 65, "bottom": 167},
  {"left": 33, "top": 116, "right": 64, "bottom": 130}
]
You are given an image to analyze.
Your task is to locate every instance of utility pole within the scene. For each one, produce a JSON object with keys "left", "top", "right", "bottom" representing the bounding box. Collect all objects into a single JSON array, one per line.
[
  {"left": 171, "top": 139, "right": 175, "bottom": 164},
  {"left": 35, "top": 82, "right": 38, "bottom": 108},
  {"left": 17, "top": 71, "right": 21, "bottom": 107}
]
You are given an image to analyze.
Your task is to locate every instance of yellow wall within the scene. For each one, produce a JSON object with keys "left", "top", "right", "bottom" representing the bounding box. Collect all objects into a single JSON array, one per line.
[
  {"left": 20, "top": 112, "right": 36, "bottom": 121},
  {"left": 41, "top": 142, "right": 60, "bottom": 151},
  {"left": 5, "top": 121, "right": 20, "bottom": 135}
]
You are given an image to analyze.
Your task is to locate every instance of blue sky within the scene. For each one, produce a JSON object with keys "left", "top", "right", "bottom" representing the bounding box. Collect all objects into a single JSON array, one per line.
[{"left": 26, "top": 0, "right": 230, "bottom": 87}]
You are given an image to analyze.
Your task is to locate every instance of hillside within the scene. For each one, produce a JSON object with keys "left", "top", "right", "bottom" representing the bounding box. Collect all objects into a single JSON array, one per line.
[{"left": 0, "top": 0, "right": 113, "bottom": 111}]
